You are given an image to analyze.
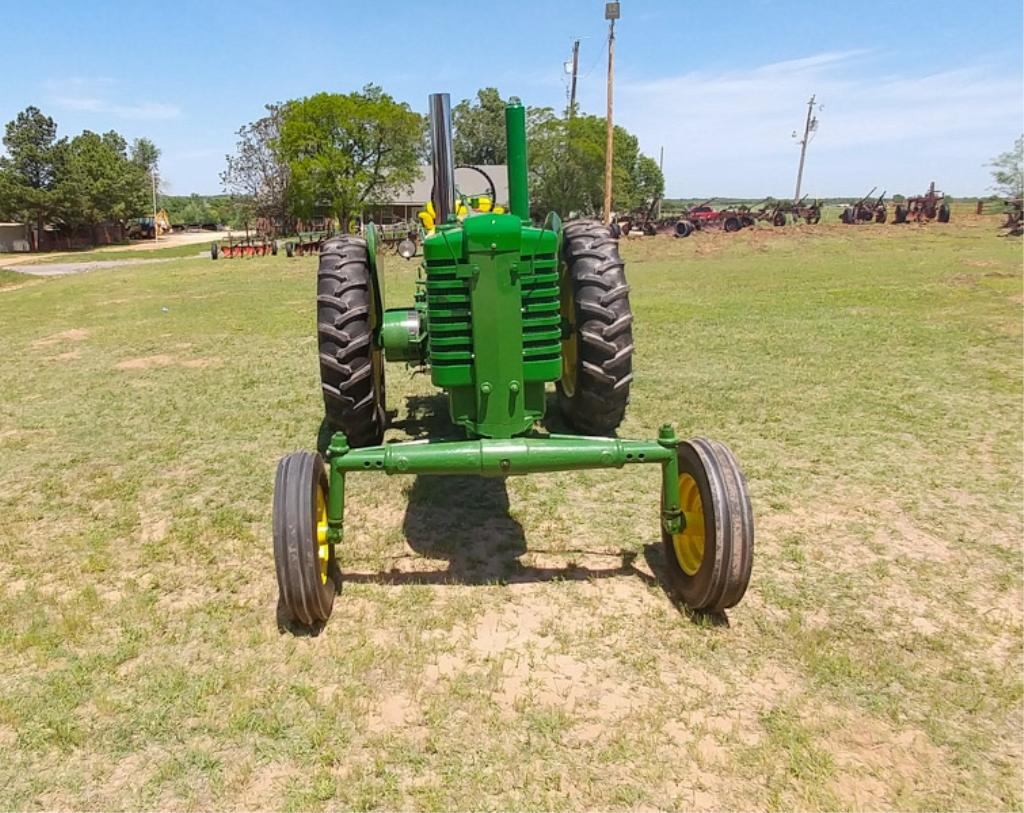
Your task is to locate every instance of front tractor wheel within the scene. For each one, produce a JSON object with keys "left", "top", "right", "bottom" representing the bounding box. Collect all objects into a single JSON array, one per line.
[
  {"left": 273, "top": 451, "right": 338, "bottom": 629},
  {"left": 557, "top": 220, "right": 633, "bottom": 436},
  {"left": 317, "top": 236, "right": 385, "bottom": 447},
  {"left": 662, "top": 438, "right": 754, "bottom": 613}
]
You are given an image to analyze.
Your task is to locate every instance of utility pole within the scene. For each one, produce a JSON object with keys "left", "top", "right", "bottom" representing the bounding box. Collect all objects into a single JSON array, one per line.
[
  {"left": 602, "top": 2, "right": 619, "bottom": 226},
  {"left": 568, "top": 39, "right": 580, "bottom": 117},
  {"left": 151, "top": 166, "right": 158, "bottom": 244},
  {"left": 657, "top": 145, "right": 664, "bottom": 219},
  {"left": 793, "top": 94, "right": 819, "bottom": 204}
]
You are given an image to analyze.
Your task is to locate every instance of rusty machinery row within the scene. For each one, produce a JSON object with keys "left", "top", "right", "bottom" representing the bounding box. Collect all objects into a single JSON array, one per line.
[
  {"left": 210, "top": 179, "right": 1006, "bottom": 261},
  {"left": 612, "top": 180, "right": 961, "bottom": 240}
]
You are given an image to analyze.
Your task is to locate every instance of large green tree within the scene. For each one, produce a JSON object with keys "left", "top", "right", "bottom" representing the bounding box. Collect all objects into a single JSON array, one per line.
[
  {"left": 0, "top": 106, "right": 66, "bottom": 247},
  {"left": 57, "top": 130, "right": 150, "bottom": 228},
  {"left": 277, "top": 86, "right": 424, "bottom": 227},
  {"left": 452, "top": 87, "right": 553, "bottom": 165},
  {"left": 528, "top": 113, "right": 664, "bottom": 218},
  {"left": 989, "top": 135, "right": 1024, "bottom": 199}
]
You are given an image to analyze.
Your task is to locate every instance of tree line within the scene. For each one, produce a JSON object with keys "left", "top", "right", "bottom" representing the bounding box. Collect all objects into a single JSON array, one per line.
[
  {"left": 0, "top": 107, "right": 159, "bottom": 248},
  {"left": 222, "top": 85, "right": 666, "bottom": 233}
]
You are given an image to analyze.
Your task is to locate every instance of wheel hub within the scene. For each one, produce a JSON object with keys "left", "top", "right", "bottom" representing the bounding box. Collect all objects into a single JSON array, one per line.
[
  {"left": 316, "top": 486, "right": 329, "bottom": 585},
  {"left": 672, "top": 473, "right": 705, "bottom": 575}
]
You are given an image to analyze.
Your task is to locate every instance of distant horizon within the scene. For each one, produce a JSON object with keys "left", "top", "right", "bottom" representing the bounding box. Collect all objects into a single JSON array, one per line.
[{"left": 3, "top": 1, "right": 1020, "bottom": 199}]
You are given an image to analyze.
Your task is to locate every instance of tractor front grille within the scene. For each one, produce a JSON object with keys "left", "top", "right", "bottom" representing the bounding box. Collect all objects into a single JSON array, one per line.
[{"left": 423, "top": 246, "right": 561, "bottom": 388}]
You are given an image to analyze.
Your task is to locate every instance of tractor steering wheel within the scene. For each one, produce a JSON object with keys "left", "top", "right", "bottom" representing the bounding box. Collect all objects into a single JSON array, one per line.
[{"left": 454, "top": 164, "right": 497, "bottom": 211}]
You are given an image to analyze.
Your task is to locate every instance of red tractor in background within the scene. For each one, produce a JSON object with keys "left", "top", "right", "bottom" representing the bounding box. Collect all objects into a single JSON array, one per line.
[
  {"left": 678, "top": 200, "right": 751, "bottom": 235},
  {"left": 895, "top": 182, "right": 951, "bottom": 224}
]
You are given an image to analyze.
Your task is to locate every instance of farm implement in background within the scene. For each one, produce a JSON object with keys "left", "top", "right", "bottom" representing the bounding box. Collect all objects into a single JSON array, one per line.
[
  {"left": 788, "top": 195, "right": 822, "bottom": 224},
  {"left": 760, "top": 195, "right": 822, "bottom": 226},
  {"left": 374, "top": 221, "right": 420, "bottom": 254},
  {"left": 210, "top": 235, "right": 279, "bottom": 259},
  {"left": 895, "top": 182, "right": 950, "bottom": 224},
  {"left": 271, "top": 93, "right": 755, "bottom": 631},
  {"left": 614, "top": 198, "right": 697, "bottom": 238},
  {"left": 841, "top": 188, "right": 888, "bottom": 224},
  {"left": 209, "top": 230, "right": 341, "bottom": 260},
  {"left": 741, "top": 198, "right": 790, "bottom": 227},
  {"left": 615, "top": 197, "right": 663, "bottom": 237}
]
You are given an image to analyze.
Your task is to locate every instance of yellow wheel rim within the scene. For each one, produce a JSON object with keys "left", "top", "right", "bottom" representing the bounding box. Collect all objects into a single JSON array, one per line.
[
  {"left": 315, "top": 484, "right": 329, "bottom": 585},
  {"left": 559, "top": 267, "right": 578, "bottom": 396},
  {"left": 672, "top": 474, "right": 705, "bottom": 576}
]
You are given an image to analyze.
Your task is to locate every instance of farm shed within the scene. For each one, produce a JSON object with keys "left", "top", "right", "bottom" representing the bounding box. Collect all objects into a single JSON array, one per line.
[{"left": 0, "top": 222, "right": 31, "bottom": 253}]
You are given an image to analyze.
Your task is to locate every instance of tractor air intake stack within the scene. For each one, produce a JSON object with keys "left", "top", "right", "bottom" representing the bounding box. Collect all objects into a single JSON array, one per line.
[
  {"left": 428, "top": 93, "right": 455, "bottom": 225},
  {"left": 504, "top": 100, "right": 530, "bottom": 220}
]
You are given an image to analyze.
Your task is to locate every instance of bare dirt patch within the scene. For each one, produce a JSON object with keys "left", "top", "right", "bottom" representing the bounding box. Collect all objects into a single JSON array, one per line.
[
  {"left": 824, "top": 705, "right": 952, "bottom": 808},
  {"left": 116, "top": 355, "right": 220, "bottom": 370},
  {"left": 46, "top": 350, "right": 81, "bottom": 363},
  {"left": 32, "top": 328, "right": 90, "bottom": 347}
]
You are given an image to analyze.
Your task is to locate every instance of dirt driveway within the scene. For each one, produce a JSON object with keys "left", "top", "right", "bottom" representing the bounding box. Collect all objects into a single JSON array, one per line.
[{"left": 0, "top": 230, "right": 230, "bottom": 268}]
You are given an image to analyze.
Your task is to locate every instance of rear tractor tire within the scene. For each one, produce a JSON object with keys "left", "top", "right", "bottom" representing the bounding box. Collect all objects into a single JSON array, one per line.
[
  {"left": 557, "top": 220, "right": 633, "bottom": 436},
  {"left": 723, "top": 216, "right": 742, "bottom": 233},
  {"left": 273, "top": 450, "right": 338, "bottom": 629},
  {"left": 662, "top": 438, "right": 754, "bottom": 613},
  {"left": 894, "top": 204, "right": 908, "bottom": 224},
  {"left": 772, "top": 212, "right": 787, "bottom": 227},
  {"left": 674, "top": 220, "right": 694, "bottom": 238},
  {"left": 938, "top": 203, "right": 950, "bottom": 223},
  {"left": 875, "top": 207, "right": 887, "bottom": 224},
  {"left": 317, "top": 235, "right": 386, "bottom": 447}
]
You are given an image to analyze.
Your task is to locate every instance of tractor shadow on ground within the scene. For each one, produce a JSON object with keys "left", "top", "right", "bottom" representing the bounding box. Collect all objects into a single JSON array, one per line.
[{"left": 335, "top": 393, "right": 726, "bottom": 624}]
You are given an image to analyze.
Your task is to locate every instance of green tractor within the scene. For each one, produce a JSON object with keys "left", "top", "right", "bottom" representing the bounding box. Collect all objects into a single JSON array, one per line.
[{"left": 273, "top": 93, "right": 754, "bottom": 630}]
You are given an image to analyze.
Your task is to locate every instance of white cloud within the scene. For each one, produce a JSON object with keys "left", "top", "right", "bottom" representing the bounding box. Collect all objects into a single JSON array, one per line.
[
  {"left": 586, "top": 51, "right": 1023, "bottom": 197},
  {"left": 43, "top": 77, "right": 180, "bottom": 121}
]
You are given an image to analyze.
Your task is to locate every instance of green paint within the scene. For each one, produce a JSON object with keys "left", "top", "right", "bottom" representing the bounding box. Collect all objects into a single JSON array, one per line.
[
  {"left": 380, "top": 308, "right": 425, "bottom": 363},
  {"left": 324, "top": 429, "right": 686, "bottom": 540},
  {"left": 319, "top": 96, "right": 687, "bottom": 553},
  {"left": 505, "top": 101, "right": 530, "bottom": 220}
]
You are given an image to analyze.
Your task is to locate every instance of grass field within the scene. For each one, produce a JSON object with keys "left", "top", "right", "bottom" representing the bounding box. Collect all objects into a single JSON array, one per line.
[{"left": 0, "top": 218, "right": 1021, "bottom": 810}]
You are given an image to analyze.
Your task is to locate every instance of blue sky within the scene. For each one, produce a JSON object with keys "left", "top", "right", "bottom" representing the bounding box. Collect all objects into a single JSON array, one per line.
[{"left": 1, "top": 0, "right": 1020, "bottom": 198}]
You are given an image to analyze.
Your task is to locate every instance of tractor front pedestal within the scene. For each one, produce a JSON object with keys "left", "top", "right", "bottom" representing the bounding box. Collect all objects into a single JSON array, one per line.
[{"left": 273, "top": 425, "right": 754, "bottom": 631}]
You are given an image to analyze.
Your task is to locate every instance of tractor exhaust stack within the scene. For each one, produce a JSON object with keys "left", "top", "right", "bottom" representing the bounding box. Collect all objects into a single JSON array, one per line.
[{"left": 428, "top": 93, "right": 456, "bottom": 225}]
